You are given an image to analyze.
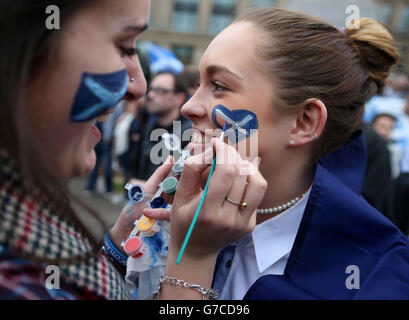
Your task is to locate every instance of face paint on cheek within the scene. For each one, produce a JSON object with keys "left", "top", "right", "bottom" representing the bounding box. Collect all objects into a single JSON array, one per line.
[
  {"left": 70, "top": 69, "right": 128, "bottom": 122},
  {"left": 211, "top": 104, "right": 259, "bottom": 144}
]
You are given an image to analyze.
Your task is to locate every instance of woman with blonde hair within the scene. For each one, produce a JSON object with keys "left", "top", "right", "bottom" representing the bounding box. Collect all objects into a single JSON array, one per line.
[{"left": 146, "top": 8, "right": 409, "bottom": 299}]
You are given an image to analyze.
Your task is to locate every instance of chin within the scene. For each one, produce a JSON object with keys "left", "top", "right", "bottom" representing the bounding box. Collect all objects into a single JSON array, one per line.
[{"left": 73, "top": 150, "right": 97, "bottom": 178}]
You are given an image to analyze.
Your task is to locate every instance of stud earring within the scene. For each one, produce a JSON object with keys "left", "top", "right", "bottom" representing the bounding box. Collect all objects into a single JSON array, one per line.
[
  {"left": 311, "top": 133, "right": 318, "bottom": 140},
  {"left": 289, "top": 139, "right": 295, "bottom": 145},
  {"left": 130, "top": 76, "right": 135, "bottom": 82}
]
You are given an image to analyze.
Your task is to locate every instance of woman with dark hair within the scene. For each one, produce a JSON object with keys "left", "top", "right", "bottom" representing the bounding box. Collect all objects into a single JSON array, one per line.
[
  {"left": 0, "top": 0, "right": 266, "bottom": 299},
  {"left": 146, "top": 9, "right": 409, "bottom": 299}
]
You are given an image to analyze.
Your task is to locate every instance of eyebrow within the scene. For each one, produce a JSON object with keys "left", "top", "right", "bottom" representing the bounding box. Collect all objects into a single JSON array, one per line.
[
  {"left": 206, "top": 65, "right": 243, "bottom": 81},
  {"left": 123, "top": 24, "right": 149, "bottom": 34}
]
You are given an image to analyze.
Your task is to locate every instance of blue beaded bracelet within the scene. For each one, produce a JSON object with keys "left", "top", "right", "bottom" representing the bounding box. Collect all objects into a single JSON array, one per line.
[{"left": 103, "top": 232, "right": 128, "bottom": 268}]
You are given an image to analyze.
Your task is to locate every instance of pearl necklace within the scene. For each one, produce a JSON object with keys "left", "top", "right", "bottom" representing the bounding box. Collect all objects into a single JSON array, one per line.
[{"left": 257, "top": 191, "right": 308, "bottom": 215}]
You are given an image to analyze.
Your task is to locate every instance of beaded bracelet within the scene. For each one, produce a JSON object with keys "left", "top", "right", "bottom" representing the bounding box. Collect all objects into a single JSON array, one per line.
[
  {"left": 153, "top": 275, "right": 218, "bottom": 300},
  {"left": 103, "top": 231, "right": 128, "bottom": 268}
]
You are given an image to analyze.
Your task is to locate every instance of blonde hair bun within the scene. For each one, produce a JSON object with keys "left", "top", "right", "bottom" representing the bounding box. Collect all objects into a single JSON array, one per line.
[{"left": 345, "top": 18, "right": 399, "bottom": 92}]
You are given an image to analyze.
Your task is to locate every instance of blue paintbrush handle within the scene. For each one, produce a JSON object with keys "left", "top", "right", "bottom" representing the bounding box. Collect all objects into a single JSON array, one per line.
[{"left": 176, "top": 123, "right": 227, "bottom": 264}]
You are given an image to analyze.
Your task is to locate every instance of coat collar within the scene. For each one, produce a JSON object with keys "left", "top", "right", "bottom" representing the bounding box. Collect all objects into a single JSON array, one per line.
[
  {"left": 245, "top": 131, "right": 409, "bottom": 299},
  {"left": 318, "top": 130, "right": 366, "bottom": 195}
]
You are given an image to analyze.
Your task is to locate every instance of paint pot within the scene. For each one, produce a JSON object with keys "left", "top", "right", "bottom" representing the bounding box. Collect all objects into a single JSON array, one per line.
[
  {"left": 138, "top": 216, "right": 157, "bottom": 237},
  {"left": 150, "top": 196, "right": 167, "bottom": 209},
  {"left": 172, "top": 162, "right": 184, "bottom": 175},
  {"left": 123, "top": 236, "right": 143, "bottom": 258},
  {"left": 162, "top": 177, "right": 178, "bottom": 196},
  {"left": 125, "top": 183, "right": 144, "bottom": 203}
]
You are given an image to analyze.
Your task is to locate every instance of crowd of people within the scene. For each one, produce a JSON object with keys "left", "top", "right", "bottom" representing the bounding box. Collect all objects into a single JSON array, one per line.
[{"left": 361, "top": 73, "right": 409, "bottom": 235}]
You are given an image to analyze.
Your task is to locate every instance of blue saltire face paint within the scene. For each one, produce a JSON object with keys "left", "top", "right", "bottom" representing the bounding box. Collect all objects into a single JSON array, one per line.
[
  {"left": 211, "top": 104, "right": 259, "bottom": 144},
  {"left": 70, "top": 69, "right": 128, "bottom": 122}
]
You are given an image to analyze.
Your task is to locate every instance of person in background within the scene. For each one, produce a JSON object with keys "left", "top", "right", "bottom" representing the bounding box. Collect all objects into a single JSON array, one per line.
[
  {"left": 114, "top": 100, "right": 137, "bottom": 176},
  {"left": 361, "top": 122, "right": 392, "bottom": 210},
  {"left": 179, "top": 65, "right": 200, "bottom": 99},
  {"left": 84, "top": 120, "right": 114, "bottom": 198},
  {"left": 128, "top": 71, "right": 191, "bottom": 183},
  {"left": 399, "top": 93, "right": 409, "bottom": 172},
  {"left": 372, "top": 113, "right": 396, "bottom": 142}
]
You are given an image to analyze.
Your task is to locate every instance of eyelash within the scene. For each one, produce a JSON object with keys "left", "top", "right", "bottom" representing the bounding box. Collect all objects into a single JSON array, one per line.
[
  {"left": 211, "top": 81, "right": 228, "bottom": 93},
  {"left": 119, "top": 46, "right": 139, "bottom": 57}
]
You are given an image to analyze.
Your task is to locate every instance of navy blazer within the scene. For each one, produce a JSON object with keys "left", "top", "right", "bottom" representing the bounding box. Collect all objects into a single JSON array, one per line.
[{"left": 242, "top": 131, "right": 409, "bottom": 299}]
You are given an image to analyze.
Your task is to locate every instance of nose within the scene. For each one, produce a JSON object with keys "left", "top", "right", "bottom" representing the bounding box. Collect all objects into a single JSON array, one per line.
[
  {"left": 181, "top": 94, "right": 208, "bottom": 124},
  {"left": 125, "top": 56, "right": 147, "bottom": 101}
]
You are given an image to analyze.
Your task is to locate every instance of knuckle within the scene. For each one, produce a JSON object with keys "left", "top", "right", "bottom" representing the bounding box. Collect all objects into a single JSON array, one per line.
[
  {"left": 183, "top": 158, "right": 201, "bottom": 172},
  {"left": 258, "top": 177, "right": 268, "bottom": 193},
  {"left": 223, "top": 164, "right": 238, "bottom": 178}
]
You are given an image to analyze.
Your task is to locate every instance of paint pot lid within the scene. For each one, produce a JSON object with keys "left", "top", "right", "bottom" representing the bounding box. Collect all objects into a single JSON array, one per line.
[
  {"left": 172, "top": 163, "right": 184, "bottom": 174},
  {"left": 162, "top": 177, "right": 178, "bottom": 193},
  {"left": 138, "top": 216, "right": 155, "bottom": 233},
  {"left": 181, "top": 149, "right": 190, "bottom": 160},
  {"left": 124, "top": 237, "right": 142, "bottom": 255},
  {"left": 127, "top": 184, "right": 144, "bottom": 202},
  {"left": 150, "top": 196, "right": 167, "bottom": 209}
]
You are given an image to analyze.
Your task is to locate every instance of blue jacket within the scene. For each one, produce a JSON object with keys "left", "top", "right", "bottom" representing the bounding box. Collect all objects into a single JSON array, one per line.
[{"left": 241, "top": 131, "right": 409, "bottom": 299}]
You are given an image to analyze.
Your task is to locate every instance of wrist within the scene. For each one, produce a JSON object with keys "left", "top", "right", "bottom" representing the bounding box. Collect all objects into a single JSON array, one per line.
[
  {"left": 110, "top": 225, "right": 128, "bottom": 247},
  {"left": 165, "top": 247, "right": 217, "bottom": 285},
  {"left": 103, "top": 231, "right": 128, "bottom": 267},
  {"left": 159, "top": 249, "right": 217, "bottom": 300}
]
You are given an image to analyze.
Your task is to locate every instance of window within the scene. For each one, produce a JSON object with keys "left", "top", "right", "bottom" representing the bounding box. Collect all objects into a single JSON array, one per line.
[
  {"left": 172, "top": 0, "right": 198, "bottom": 33},
  {"left": 209, "top": 0, "right": 236, "bottom": 35},
  {"left": 396, "top": 4, "right": 409, "bottom": 34},
  {"left": 172, "top": 45, "right": 194, "bottom": 65},
  {"left": 251, "top": 0, "right": 276, "bottom": 7}
]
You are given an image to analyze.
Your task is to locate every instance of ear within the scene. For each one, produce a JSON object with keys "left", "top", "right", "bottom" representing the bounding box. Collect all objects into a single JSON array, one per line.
[{"left": 288, "top": 99, "right": 327, "bottom": 147}]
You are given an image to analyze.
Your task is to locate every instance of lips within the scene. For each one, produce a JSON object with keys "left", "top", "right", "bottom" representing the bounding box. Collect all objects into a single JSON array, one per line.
[
  {"left": 190, "top": 130, "right": 205, "bottom": 144},
  {"left": 190, "top": 128, "right": 215, "bottom": 144},
  {"left": 91, "top": 125, "right": 102, "bottom": 140}
]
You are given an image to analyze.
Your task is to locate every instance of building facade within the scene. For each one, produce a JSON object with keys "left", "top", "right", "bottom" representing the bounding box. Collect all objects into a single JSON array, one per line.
[{"left": 139, "top": 0, "right": 409, "bottom": 73}]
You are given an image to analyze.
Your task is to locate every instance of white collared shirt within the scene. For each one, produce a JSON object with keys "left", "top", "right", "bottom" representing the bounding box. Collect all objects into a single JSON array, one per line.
[{"left": 219, "top": 188, "right": 311, "bottom": 300}]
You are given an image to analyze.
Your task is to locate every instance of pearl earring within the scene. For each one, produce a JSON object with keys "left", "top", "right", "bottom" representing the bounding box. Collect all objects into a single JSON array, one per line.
[{"left": 130, "top": 76, "right": 135, "bottom": 82}]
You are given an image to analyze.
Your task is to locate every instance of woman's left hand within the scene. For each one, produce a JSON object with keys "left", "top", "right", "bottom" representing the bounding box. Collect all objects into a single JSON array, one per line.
[{"left": 110, "top": 156, "right": 174, "bottom": 246}]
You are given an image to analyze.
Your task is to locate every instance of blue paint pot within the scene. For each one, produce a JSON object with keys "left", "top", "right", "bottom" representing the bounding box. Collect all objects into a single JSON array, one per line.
[{"left": 150, "top": 196, "right": 167, "bottom": 209}]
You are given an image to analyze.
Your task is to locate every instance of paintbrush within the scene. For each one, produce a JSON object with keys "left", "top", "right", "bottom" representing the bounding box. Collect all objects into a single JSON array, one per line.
[{"left": 176, "top": 122, "right": 229, "bottom": 264}]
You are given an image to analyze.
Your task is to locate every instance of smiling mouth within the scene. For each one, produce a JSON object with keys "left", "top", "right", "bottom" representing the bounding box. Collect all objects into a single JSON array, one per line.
[{"left": 190, "top": 128, "right": 221, "bottom": 144}]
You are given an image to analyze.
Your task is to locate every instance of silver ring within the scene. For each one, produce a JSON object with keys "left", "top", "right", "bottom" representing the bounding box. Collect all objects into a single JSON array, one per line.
[{"left": 225, "top": 197, "right": 247, "bottom": 210}]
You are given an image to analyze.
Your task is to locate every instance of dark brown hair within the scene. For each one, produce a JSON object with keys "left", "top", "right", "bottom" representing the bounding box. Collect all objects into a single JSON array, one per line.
[
  {"left": 235, "top": 8, "right": 399, "bottom": 160},
  {"left": 0, "top": 0, "right": 106, "bottom": 264}
]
